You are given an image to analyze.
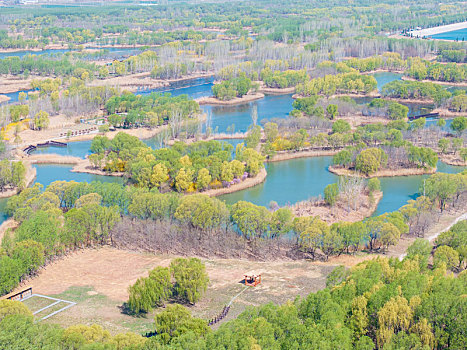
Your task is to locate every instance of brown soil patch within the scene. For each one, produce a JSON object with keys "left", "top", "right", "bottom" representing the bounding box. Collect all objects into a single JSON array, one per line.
[
  {"left": 14, "top": 248, "right": 172, "bottom": 301},
  {"left": 291, "top": 191, "right": 383, "bottom": 224},
  {"left": 6, "top": 247, "right": 338, "bottom": 331}
]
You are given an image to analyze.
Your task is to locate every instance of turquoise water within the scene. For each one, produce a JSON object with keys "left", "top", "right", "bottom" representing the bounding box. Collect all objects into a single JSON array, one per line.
[
  {"left": 430, "top": 28, "right": 467, "bottom": 41},
  {"left": 0, "top": 46, "right": 141, "bottom": 60},
  {"left": 220, "top": 159, "right": 465, "bottom": 216},
  {"left": 33, "top": 164, "right": 125, "bottom": 186},
  {"left": 372, "top": 72, "right": 402, "bottom": 92},
  {"left": 29, "top": 141, "right": 94, "bottom": 159}
]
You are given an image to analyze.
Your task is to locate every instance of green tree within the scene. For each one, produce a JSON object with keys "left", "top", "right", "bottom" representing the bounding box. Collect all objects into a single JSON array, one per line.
[
  {"left": 0, "top": 300, "right": 32, "bottom": 321},
  {"left": 154, "top": 304, "right": 210, "bottom": 344},
  {"left": 355, "top": 148, "right": 387, "bottom": 175},
  {"left": 332, "top": 120, "right": 350, "bottom": 134},
  {"left": 450, "top": 116, "right": 467, "bottom": 134},
  {"left": 128, "top": 267, "right": 172, "bottom": 313},
  {"left": 324, "top": 183, "right": 339, "bottom": 206},
  {"left": 196, "top": 168, "right": 211, "bottom": 191},
  {"left": 170, "top": 258, "right": 209, "bottom": 304},
  {"left": 434, "top": 245, "right": 460, "bottom": 270},
  {"left": 326, "top": 104, "right": 338, "bottom": 119},
  {"left": 174, "top": 194, "right": 228, "bottom": 231},
  {"left": 269, "top": 208, "right": 293, "bottom": 238}
]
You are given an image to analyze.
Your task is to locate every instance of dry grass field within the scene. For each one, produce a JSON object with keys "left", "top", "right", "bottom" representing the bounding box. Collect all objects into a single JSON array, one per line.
[{"left": 13, "top": 247, "right": 344, "bottom": 334}]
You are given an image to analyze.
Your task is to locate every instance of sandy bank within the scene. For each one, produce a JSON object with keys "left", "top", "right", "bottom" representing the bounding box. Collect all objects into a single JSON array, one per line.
[
  {"left": 268, "top": 149, "right": 337, "bottom": 162},
  {"left": 291, "top": 190, "right": 383, "bottom": 224},
  {"left": 165, "top": 132, "right": 248, "bottom": 146},
  {"left": 361, "top": 69, "right": 405, "bottom": 75},
  {"left": 439, "top": 154, "right": 467, "bottom": 167},
  {"left": 26, "top": 154, "right": 82, "bottom": 165},
  {"left": 409, "top": 21, "right": 467, "bottom": 37},
  {"left": 0, "top": 76, "right": 35, "bottom": 94},
  {"left": 24, "top": 153, "right": 125, "bottom": 177},
  {"left": 432, "top": 108, "right": 464, "bottom": 118},
  {"left": 201, "top": 167, "right": 267, "bottom": 197},
  {"left": 0, "top": 160, "right": 36, "bottom": 199},
  {"left": 401, "top": 76, "right": 467, "bottom": 87},
  {"left": 71, "top": 158, "right": 125, "bottom": 177},
  {"left": 0, "top": 95, "right": 10, "bottom": 104},
  {"left": 258, "top": 85, "right": 295, "bottom": 95},
  {"left": 328, "top": 165, "right": 437, "bottom": 178},
  {"left": 197, "top": 92, "right": 265, "bottom": 106},
  {"left": 336, "top": 114, "right": 390, "bottom": 127}
]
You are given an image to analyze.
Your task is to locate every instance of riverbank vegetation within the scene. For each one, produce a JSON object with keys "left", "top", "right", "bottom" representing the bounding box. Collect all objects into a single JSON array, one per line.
[
  {"left": 89, "top": 135, "right": 264, "bottom": 193},
  {"left": 0, "top": 1, "right": 467, "bottom": 347},
  {"left": 2, "top": 170, "right": 465, "bottom": 297}
]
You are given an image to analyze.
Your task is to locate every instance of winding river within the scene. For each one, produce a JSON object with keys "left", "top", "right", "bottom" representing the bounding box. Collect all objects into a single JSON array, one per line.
[{"left": 1, "top": 72, "right": 465, "bottom": 225}]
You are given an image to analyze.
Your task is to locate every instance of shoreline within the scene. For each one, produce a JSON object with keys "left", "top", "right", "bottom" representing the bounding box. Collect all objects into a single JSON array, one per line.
[
  {"left": 90, "top": 72, "right": 214, "bottom": 92},
  {"left": 328, "top": 165, "right": 437, "bottom": 178},
  {"left": 433, "top": 108, "right": 464, "bottom": 118},
  {"left": 0, "top": 94, "right": 10, "bottom": 104},
  {"left": 291, "top": 190, "right": 383, "bottom": 224},
  {"left": 197, "top": 92, "right": 265, "bottom": 106},
  {"left": 258, "top": 85, "right": 295, "bottom": 95},
  {"left": 293, "top": 90, "right": 380, "bottom": 100},
  {"left": 439, "top": 154, "right": 467, "bottom": 167},
  {"left": 409, "top": 21, "right": 467, "bottom": 37},
  {"left": 401, "top": 76, "right": 467, "bottom": 87},
  {"left": 268, "top": 149, "right": 337, "bottom": 162}
]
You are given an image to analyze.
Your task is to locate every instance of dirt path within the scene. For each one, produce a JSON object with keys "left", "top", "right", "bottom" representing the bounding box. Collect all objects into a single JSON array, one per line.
[
  {"left": 426, "top": 212, "right": 467, "bottom": 242},
  {"left": 395, "top": 210, "right": 467, "bottom": 260}
]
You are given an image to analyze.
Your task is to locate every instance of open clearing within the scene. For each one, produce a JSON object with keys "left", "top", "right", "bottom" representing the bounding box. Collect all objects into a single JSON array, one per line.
[{"left": 12, "top": 247, "right": 341, "bottom": 333}]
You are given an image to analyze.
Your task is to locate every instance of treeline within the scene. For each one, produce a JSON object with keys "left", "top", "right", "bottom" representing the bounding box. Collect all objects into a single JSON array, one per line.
[
  {"left": 104, "top": 92, "right": 200, "bottom": 128},
  {"left": 333, "top": 145, "right": 438, "bottom": 175},
  {"left": 2, "top": 251, "right": 467, "bottom": 349},
  {"left": 381, "top": 80, "right": 451, "bottom": 104},
  {"left": 0, "top": 54, "right": 97, "bottom": 78},
  {"left": 296, "top": 72, "right": 377, "bottom": 97},
  {"left": 407, "top": 57, "right": 467, "bottom": 83},
  {"left": 260, "top": 116, "right": 438, "bottom": 159}
]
